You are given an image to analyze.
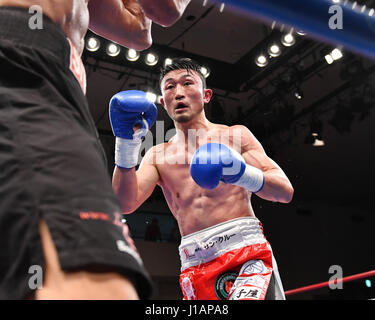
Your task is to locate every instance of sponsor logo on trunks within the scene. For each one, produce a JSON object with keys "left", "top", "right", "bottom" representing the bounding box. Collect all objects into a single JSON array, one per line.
[
  {"left": 181, "top": 274, "right": 196, "bottom": 300},
  {"left": 181, "top": 231, "right": 243, "bottom": 265},
  {"left": 183, "top": 247, "right": 195, "bottom": 261},
  {"left": 79, "top": 212, "right": 110, "bottom": 221},
  {"left": 232, "top": 276, "right": 266, "bottom": 289},
  {"left": 193, "top": 233, "right": 237, "bottom": 253},
  {"left": 241, "top": 260, "right": 267, "bottom": 275},
  {"left": 229, "top": 285, "right": 261, "bottom": 300},
  {"left": 182, "top": 232, "right": 239, "bottom": 263},
  {"left": 214, "top": 271, "right": 238, "bottom": 300}
]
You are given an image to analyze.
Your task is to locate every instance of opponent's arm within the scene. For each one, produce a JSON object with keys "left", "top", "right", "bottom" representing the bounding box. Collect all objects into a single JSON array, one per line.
[
  {"left": 137, "top": 0, "right": 191, "bottom": 27},
  {"left": 113, "top": 146, "right": 160, "bottom": 213},
  {"left": 88, "top": 0, "right": 152, "bottom": 50},
  {"left": 237, "top": 125, "right": 294, "bottom": 203}
]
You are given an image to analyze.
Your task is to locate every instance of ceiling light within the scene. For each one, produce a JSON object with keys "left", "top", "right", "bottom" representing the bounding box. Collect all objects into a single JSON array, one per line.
[
  {"left": 164, "top": 58, "right": 173, "bottom": 67},
  {"left": 304, "top": 132, "right": 325, "bottom": 146},
  {"left": 281, "top": 33, "right": 295, "bottom": 47},
  {"left": 369, "top": 8, "right": 374, "bottom": 16},
  {"left": 106, "top": 43, "right": 121, "bottom": 57},
  {"left": 325, "top": 54, "right": 334, "bottom": 64},
  {"left": 312, "top": 133, "right": 325, "bottom": 147},
  {"left": 255, "top": 55, "right": 268, "bottom": 67},
  {"left": 294, "top": 89, "right": 304, "bottom": 100},
  {"left": 200, "top": 66, "right": 210, "bottom": 78},
  {"left": 312, "top": 134, "right": 323, "bottom": 146},
  {"left": 126, "top": 49, "right": 140, "bottom": 61},
  {"left": 145, "top": 53, "right": 158, "bottom": 66},
  {"left": 86, "top": 37, "right": 100, "bottom": 52},
  {"left": 365, "top": 279, "right": 372, "bottom": 288},
  {"left": 331, "top": 48, "right": 343, "bottom": 60},
  {"left": 268, "top": 44, "right": 281, "bottom": 57}
]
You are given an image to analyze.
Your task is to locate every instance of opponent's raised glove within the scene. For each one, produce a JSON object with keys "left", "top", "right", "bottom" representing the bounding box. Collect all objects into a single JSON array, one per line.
[
  {"left": 109, "top": 90, "right": 157, "bottom": 168},
  {"left": 190, "top": 143, "right": 264, "bottom": 192}
]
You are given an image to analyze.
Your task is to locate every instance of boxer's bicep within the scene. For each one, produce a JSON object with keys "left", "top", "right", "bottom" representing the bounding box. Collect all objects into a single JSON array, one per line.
[
  {"left": 233, "top": 125, "right": 274, "bottom": 172},
  {"left": 238, "top": 125, "right": 289, "bottom": 179},
  {"left": 88, "top": 0, "right": 152, "bottom": 50},
  {"left": 238, "top": 126, "right": 294, "bottom": 202}
]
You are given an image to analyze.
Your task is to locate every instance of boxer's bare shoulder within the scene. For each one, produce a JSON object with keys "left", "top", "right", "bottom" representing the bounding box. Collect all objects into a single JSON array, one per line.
[
  {"left": 0, "top": 0, "right": 90, "bottom": 54},
  {"left": 0, "top": 0, "right": 154, "bottom": 55}
]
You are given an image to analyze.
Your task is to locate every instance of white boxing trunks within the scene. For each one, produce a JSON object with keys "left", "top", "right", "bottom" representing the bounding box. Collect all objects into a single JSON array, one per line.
[{"left": 179, "top": 217, "right": 285, "bottom": 300}]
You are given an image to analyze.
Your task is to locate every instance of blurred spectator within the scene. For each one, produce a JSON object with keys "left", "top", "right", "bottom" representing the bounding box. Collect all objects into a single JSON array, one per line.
[{"left": 145, "top": 218, "right": 162, "bottom": 242}]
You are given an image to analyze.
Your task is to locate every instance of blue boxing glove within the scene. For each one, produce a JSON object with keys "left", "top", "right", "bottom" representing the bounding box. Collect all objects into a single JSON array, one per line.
[
  {"left": 109, "top": 90, "right": 157, "bottom": 168},
  {"left": 190, "top": 143, "right": 264, "bottom": 192}
]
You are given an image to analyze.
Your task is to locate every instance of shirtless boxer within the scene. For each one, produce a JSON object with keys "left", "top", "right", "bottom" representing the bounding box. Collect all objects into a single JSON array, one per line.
[
  {"left": 110, "top": 58, "right": 294, "bottom": 300},
  {"left": 0, "top": 0, "right": 190, "bottom": 300}
]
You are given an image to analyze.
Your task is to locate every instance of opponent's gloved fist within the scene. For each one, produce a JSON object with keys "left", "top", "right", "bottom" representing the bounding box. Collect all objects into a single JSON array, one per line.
[
  {"left": 190, "top": 143, "right": 264, "bottom": 192},
  {"left": 109, "top": 90, "right": 158, "bottom": 168},
  {"left": 110, "top": 90, "right": 157, "bottom": 139}
]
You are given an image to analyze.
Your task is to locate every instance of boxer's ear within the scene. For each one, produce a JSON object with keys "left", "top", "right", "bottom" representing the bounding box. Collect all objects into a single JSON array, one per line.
[
  {"left": 160, "top": 97, "right": 166, "bottom": 109},
  {"left": 203, "top": 88, "right": 213, "bottom": 104}
]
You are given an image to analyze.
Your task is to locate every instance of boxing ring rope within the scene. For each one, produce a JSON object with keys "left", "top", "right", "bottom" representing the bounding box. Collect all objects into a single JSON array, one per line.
[
  {"left": 215, "top": 0, "right": 375, "bottom": 59},
  {"left": 285, "top": 269, "right": 375, "bottom": 296}
]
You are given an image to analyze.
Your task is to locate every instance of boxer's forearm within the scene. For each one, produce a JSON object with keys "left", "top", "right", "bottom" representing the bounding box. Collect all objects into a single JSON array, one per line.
[
  {"left": 89, "top": 0, "right": 152, "bottom": 50},
  {"left": 112, "top": 166, "right": 139, "bottom": 213},
  {"left": 255, "top": 169, "right": 294, "bottom": 203}
]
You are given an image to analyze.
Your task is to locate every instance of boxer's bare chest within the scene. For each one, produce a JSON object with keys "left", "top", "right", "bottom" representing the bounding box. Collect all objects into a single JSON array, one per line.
[{"left": 153, "top": 129, "right": 250, "bottom": 222}]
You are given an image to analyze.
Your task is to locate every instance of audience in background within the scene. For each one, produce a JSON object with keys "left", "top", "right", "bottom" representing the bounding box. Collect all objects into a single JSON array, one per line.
[{"left": 144, "top": 218, "right": 162, "bottom": 242}]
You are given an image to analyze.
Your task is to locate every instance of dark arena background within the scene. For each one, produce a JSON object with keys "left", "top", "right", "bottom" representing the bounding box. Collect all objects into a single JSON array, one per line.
[{"left": 82, "top": 0, "right": 375, "bottom": 300}]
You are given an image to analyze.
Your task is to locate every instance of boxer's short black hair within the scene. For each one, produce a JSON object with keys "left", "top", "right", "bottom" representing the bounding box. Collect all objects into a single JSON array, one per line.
[{"left": 159, "top": 57, "right": 207, "bottom": 89}]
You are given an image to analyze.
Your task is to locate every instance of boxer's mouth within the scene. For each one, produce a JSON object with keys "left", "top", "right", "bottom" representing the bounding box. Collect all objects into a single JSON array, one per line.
[{"left": 175, "top": 103, "right": 189, "bottom": 111}]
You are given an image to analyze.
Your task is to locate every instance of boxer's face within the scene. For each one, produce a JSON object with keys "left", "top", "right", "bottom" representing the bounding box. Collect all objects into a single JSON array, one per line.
[{"left": 160, "top": 69, "right": 212, "bottom": 123}]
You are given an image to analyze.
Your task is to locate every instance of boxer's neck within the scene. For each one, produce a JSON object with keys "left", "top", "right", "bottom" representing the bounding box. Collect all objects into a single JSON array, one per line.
[{"left": 173, "top": 112, "right": 211, "bottom": 143}]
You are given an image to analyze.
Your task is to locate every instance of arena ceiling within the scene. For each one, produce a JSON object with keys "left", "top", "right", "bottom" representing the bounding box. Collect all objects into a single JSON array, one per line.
[{"left": 83, "top": 0, "right": 375, "bottom": 207}]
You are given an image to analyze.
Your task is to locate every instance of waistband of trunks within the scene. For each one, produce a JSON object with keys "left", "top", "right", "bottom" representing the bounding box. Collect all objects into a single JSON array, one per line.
[
  {"left": 179, "top": 217, "right": 267, "bottom": 271},
  {"left": 0, "top": 6, "right": 71, "bottom": 63}
]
